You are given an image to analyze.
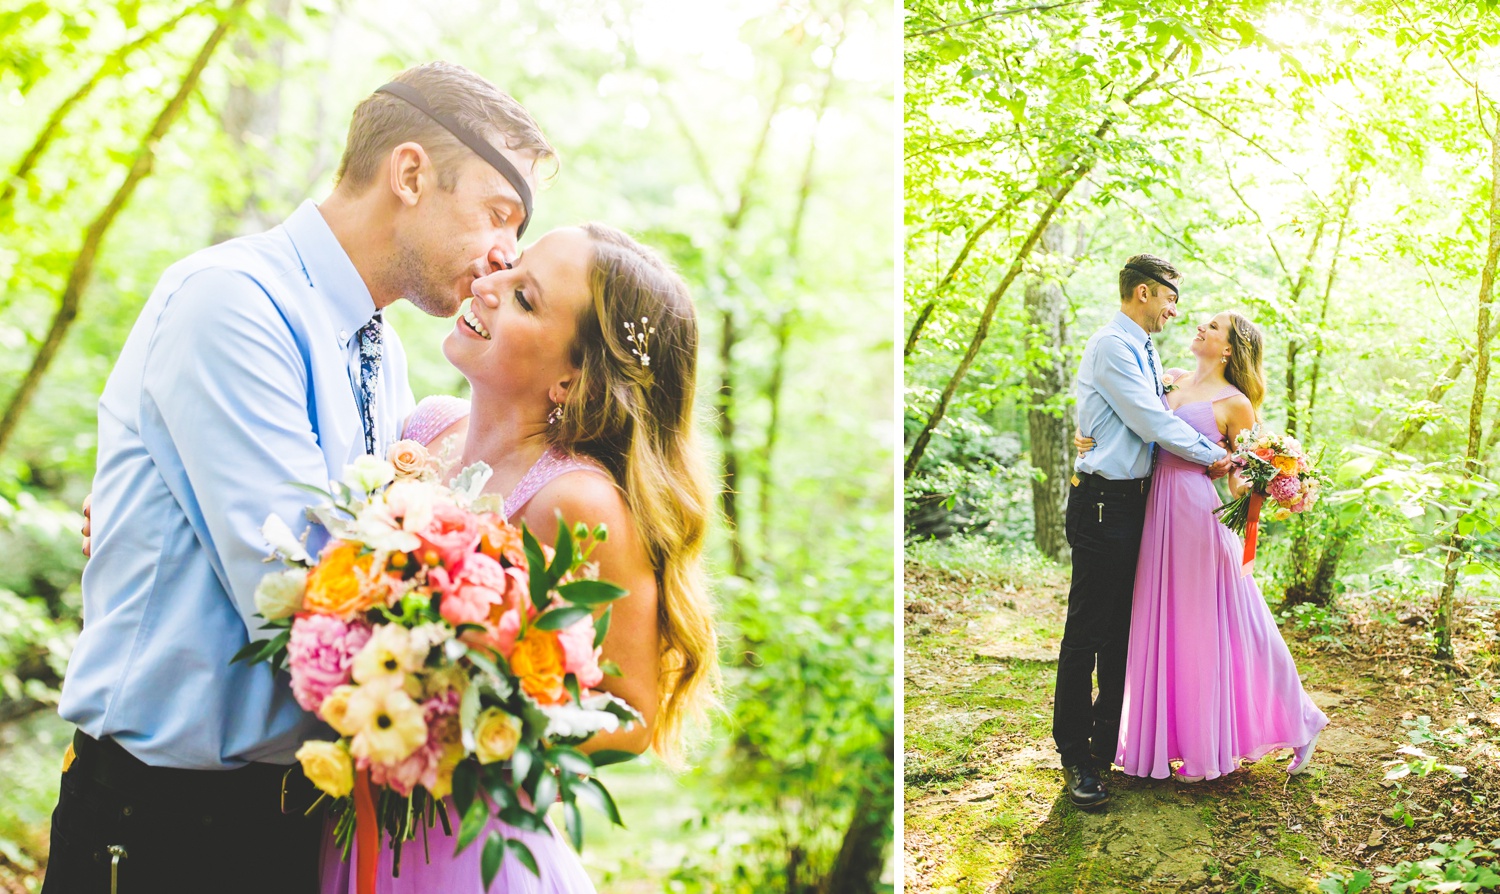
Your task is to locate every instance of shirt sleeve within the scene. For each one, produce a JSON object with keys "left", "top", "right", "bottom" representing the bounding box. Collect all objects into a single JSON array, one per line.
[
  {"left": 1091, "top": 336, "right": 1227, "bottom": 466},
  {"left": 137, "top": 268, "right": 332, "bottom": 640}
]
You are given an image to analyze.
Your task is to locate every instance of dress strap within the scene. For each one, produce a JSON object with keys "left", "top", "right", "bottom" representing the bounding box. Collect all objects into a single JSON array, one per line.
[
  {"left": 506, "top": 446, "right": 614, "bottom": 521},
  {"left": 1210, "top": 384, "right": 1244, "bottom": 402},
  {"left": 400, "top": 395, "right": 471, "bottom": 447}
]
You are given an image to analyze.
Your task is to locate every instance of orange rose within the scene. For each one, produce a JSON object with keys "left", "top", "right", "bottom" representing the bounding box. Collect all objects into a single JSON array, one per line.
[
  {"left": 303, "top": 541, "right": 380, "bottom": 618},
  {"left": 1271, "top": 455, "right": 1299, "bottom": 478},
  {"left": 510, "top": 629, "right": 566, "bottom": 704},
  {"left": 477, "top": 514, "right": 526, "bottom": 567}
]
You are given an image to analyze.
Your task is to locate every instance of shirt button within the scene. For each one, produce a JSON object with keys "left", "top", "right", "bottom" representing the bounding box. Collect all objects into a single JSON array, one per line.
[{"left": 339, "top": 330, "right": 349, "bottom": 342}]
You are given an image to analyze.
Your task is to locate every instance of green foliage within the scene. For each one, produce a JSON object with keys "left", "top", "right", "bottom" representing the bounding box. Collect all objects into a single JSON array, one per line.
[{"left": 1376, "top": 840, "right": 1500, "bottom": 893}]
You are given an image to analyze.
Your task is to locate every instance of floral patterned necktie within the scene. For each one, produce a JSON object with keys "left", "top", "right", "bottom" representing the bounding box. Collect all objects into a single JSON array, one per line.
[
  {"left": 356, "top": 311, "right": 382, "bottom": 456},
  {"left": 1145, "top": 336, "right": 1163, "bottom": 397}
]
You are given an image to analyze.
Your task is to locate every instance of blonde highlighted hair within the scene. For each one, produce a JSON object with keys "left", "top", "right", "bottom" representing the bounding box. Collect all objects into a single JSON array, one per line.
[
  {"left": 549, "top": 223, "right": 718, "bottom": 765},
  {"left": 1224, "top": 311, "right": 1266, "bottom": 413}
]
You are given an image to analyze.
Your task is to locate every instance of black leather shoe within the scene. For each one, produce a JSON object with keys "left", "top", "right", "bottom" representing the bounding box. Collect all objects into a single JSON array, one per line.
[{"left": 1063, "top": 763, "right": 1110, "bottom": 810}]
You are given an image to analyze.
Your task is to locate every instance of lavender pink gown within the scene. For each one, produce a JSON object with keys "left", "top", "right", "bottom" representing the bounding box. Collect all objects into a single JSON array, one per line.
[
  {"left": 1114, "top": 385, "right": 1328, "bottom": 780},
  {"left": 320, "top": 395, "right": 609, "bottom": 893}
]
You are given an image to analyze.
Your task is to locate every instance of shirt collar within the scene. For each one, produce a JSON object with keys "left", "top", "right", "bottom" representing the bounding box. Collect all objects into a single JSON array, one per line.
[
  {"left": 1111, "top": 310, "right": 1149, "bottom": 348},
  {"left": 283, "top": 200, "right": 378, "bottom": 343}
]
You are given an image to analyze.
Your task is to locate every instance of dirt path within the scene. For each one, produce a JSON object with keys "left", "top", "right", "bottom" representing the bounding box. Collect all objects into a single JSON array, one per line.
[{"left": 903, "top": 559, "right": 1500, "bottom": 894}]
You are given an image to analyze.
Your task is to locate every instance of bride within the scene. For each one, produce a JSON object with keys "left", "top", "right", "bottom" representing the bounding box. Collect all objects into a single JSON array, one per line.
[
  {"left": 321, "top": 223, "right": 719, "bottom": 892},
  {"left": 1079, "top": 311, "right": 1327, "bottom": 782}
]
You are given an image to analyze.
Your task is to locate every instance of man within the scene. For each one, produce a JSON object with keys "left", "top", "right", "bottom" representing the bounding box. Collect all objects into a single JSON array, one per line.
[
  {"left": 1052, "top": 254, "right": 1232, "bottom": 810},
  {"left": 45, "top": 62, "right": 553, "bottom": 893}
]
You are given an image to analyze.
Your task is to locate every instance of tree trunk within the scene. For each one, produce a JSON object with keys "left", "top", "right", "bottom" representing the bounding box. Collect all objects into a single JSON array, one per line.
[
  {"left": 1024, "top": 214, "right": 1084, "bottom": 561},
  {"left": 1304, "top": 177, "right": 1358, "bottom": 442},
  {"left": 718, "top": 306, "right": 746, "bottom": 576},
  {"left": 0, "top": 1, "right": 251, "bottom": 460},
  {"left": 820, "top": 731, "right": 894, "bottom": 894},
  {"left": 1282, "top": 215, "right": 1329, "bottom": 439},
  {"left": 1435, "top": 108, "right": 1500, "bottom": 661},
  {"left": 904, "top": 44, "right": 1181, "bottom": 479},
  {"left": 0, "top": 5, "right": 203, "bottom": 219}
]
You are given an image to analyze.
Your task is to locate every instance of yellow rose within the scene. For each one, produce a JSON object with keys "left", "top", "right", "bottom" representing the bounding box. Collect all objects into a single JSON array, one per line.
[
  {"left": 296, "top": 740, "right": 354, "bottom": 799},
  {"left": 304, "top": 542, "right": 379, "bottom": 617},
  {"left": 428, "top": 740, "right": 466, "bottom": 799},
  {"left": 473, "top": 707, "right": 523, "bottom": 764},
  {"left": 343, "top": 680, "right": 429, "bottom": 765},
  {"left": 319, "top": 685, "right": 359, "bottom": 736},
  {"left": 510, "top": 629, "right": 567, "bottom": 705},
  {"left": 1271, "top": 455, "right": 1299, "bottom": 478},
  {"left": 388, "top": 439, "right": 433, "bottom": 479}
]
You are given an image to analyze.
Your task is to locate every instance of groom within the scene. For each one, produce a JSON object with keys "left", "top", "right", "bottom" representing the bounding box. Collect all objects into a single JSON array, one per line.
[
  {"left": 44, "top": 63, "right": 553, "bottom": 893},
  {"left": 1052, "top": 254, "right": 1232, "bottom": 810}
]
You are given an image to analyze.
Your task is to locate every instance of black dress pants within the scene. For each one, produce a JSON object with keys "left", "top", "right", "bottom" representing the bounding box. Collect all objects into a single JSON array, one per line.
[
  {"left": 1052, "top": 479, "right": 1149, "bottom": 769},
  {"left": 40, "top": 731, "right": 323, "bottom": 894}
]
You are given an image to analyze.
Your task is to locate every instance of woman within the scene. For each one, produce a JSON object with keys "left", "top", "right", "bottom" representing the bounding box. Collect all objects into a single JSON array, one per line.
[
  {"left": 322, "top": 223, "right": 718, "bottom": 891},
  {"left": 1078, "top": 312, "right": 1326, "bottom": 782}
]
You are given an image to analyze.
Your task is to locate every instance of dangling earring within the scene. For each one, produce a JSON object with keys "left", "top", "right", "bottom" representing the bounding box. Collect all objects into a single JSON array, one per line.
[
  {"left": 548, "top": 404, "right": 563, "bottom": 425},
  {"left": 1221, "top": 356, "right": 1228, "bottom": 365}
]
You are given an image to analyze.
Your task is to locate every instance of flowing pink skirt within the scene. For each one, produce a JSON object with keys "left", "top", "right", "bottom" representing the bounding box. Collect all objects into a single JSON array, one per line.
[{"left": 1114, "top": 453, "right": 1328, "bottom": 780}]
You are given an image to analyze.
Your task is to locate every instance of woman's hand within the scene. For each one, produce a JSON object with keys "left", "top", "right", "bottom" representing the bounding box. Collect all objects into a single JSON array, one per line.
[{"left": 81, "top": 493, "right": 92, "bottom": 558}]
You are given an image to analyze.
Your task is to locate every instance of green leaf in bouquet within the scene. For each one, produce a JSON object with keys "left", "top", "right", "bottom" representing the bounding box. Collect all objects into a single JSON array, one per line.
[
  {"left": 288, "top": 481, "right": 337, "bottom": 501},
  {"left": 535, "top": 605, "right": 592, "bottom": 631},
  {"left": 588, "top": 749, "right": 639, "bottom": 768},
  {"left": 449, "top": 462, "right": 494, "bottom": 502},
  {"left": 459, "top": 681, "right": 481, "bottom": 742},
  {"left": 481, "top": 764, "right": 519, "bottom": 813},
  {"left": 593, "top": 607, "right": 612, "bottom": 649},
  {"left": 455, "top": 793, "right": 490, "bottom": 853},
  {"left": 533, "top": 770, "right": 559, "bottom": 812},
  {"left": 505, "top": 838, "right": 539, "bottom": 876},
  {"left": 562, "top": 799, "right": 585, "bottom": 851},
  {"left": 572, "top": 776, "right": 624, "bottom": 827},
  {"left": 481, "top": 830, "right": 506, "bottom": 888},
  {"left": 230, "top": 638, "right": 267, "bottom": 665},
  {"left": 522, "top": 527, "right": 552, "bottom": 612},
  {"left": 547, "top": 745, "right": 595, "bottom": 777},
  {"left": 453, "top": 758, "right": 479, "bottom": 819},
  {"left": 499, "top": 804, "right": 547, "bottom": 834},
  {"left": 548, "top": 512, "right": 574, "bottom": 581},
  {"left": 564, "top": 673, "right": 582, "bottom": 705},
  {"left": 557, "top": 580, "right": 627, "bottom": 607},
  {"left": 510, "top": 742, "right": 535, "bottom": 791},
  {"left": 600, "top": 658, "right": 623, "bottom": 677}
]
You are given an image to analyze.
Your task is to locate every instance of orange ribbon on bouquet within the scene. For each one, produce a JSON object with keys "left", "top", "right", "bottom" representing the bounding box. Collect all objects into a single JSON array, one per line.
[
  {"left": 1241, "top": 492, "right": 1264, "bottom": 577},
  {"left": 354, "top": 768, "right": 378, "bottom": 894}
]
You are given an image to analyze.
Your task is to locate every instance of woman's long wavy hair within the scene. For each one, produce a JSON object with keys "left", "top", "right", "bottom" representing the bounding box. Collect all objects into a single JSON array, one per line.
[
  {"left": 1224, "top": 311, "right": 1266, "bottom": 414},
  {"left": 547, "top": 223, "right": 717, "bottom": 765}
]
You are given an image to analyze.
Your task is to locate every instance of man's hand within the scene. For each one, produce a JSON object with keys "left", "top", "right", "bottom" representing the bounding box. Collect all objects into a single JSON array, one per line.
[
  {"left": 1206, "top": 454, "right": 1234, "bottom": 481},
  {"left": 81, "top": 493, "right": 92, "bottom": 558}
]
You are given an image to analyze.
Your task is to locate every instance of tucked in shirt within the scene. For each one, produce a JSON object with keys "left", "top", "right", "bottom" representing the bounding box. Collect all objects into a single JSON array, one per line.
[
  {"left": 1074, "top": 311, "right": 1226, "bottom": 480},
  {"left": 59, "top": 201, "right": 415, "bottom": 769}
]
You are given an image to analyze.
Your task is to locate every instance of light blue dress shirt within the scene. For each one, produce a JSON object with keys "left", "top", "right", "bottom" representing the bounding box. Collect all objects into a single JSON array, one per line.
[
  {"left": 59, "top": 201, "right": 415, "bottom": 769},
  {"left": 1074, "top": 311, "right": 1226, "bottom": 480}
]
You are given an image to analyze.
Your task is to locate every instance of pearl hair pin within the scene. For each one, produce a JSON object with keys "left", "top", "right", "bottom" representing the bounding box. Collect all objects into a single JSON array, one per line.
[{"left": 624, "top": 317, "right": 654, "bottom": 368}]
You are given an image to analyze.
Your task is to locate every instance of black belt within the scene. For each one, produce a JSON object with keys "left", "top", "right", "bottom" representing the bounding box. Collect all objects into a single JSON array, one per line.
[
  {"left": 1073, "top": 471, "right": 1151, "bottom": 495},
  {"left": 71, "top": 730, "right": 318, "bottom": 814}
]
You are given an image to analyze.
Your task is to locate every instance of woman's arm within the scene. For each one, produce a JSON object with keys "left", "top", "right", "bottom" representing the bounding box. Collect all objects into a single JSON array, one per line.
[
  {"left": 520, "top": 474, "right": 659, "bottom": 756},
  {"left": 1218, "top": 394, "right": 1256, "bottom": 499}
]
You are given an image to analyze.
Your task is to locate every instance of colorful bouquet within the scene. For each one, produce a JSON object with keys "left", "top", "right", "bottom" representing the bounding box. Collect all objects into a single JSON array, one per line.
[
  {"left": 235, "top": 440, "right": 641, "bottom": 893},
  {"left": 1214, "top": 426, "right": 1327, "bottom": 575}
]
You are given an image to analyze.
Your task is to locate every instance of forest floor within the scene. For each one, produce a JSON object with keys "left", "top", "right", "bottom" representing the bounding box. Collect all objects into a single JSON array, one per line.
[{"left": 904, "top": 544, "right": 1500, "bottom": 894}]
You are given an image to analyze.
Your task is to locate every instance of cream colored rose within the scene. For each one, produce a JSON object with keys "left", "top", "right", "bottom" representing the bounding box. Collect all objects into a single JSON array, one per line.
[
  {"left": 296, "top": 740, "right": 354, "bottom": 798},
  {"left": 473, "top": 707, "right": 523, "bottom": 764},
  {"left": 254, "top": 568, "right": 307, "bottom": 621},
  {"left": 388, "top": 439, "right": 433, "bottom": 479},
  {"left": 319, "top": 685, "right": 359, "bottom": 736},
  {"left": 345, "top": 455, "right": 396, "bottom": 494}
]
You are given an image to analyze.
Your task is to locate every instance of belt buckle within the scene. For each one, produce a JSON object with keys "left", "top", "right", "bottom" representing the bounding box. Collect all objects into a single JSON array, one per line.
[{"left": 1070, "top": 473, "right": 1081, "bottom": 487}]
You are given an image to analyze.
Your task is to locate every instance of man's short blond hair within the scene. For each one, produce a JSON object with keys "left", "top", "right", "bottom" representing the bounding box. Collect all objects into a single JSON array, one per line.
[{"left": 335, "top": 61, "right": 555, "bottom": 192}]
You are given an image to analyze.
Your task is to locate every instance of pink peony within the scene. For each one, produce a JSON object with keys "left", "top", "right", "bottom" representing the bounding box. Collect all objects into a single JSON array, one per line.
[
  {"left": 432, "top": 552, "right": 509, "bottom": 628},
  {"left": 556, "top": 617, "right": 604, "bottom": 690},
  {"left": 287, "top": 615, "right": 372, "bottom": 713},
  {"left": 416, "top": 502, "right": 481, "bottom": 568},
  {"left": 1267, "top": 473, "right": 1301, "bottom": 504}
]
